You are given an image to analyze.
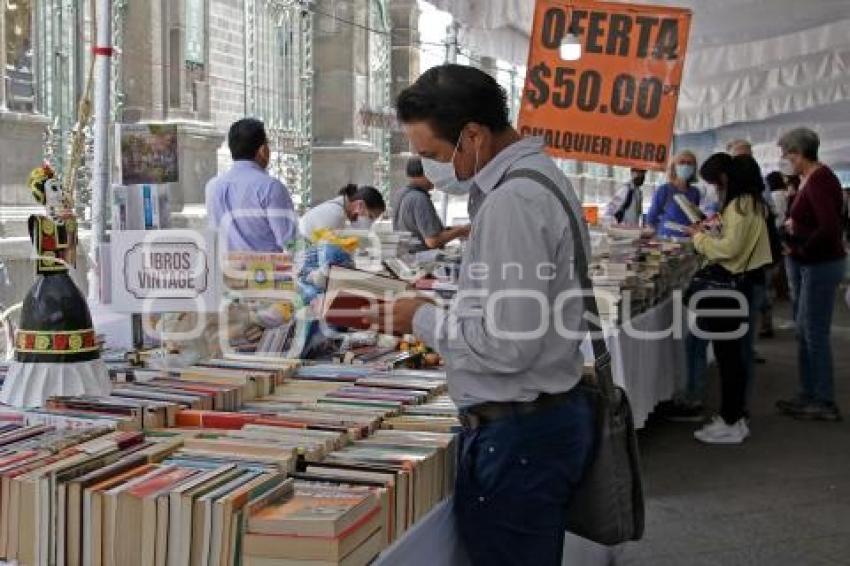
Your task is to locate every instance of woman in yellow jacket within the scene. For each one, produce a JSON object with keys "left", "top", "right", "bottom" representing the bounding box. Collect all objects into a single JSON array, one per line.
[{"left": 684, "top": 153, "right": 773, "bottom": 444}]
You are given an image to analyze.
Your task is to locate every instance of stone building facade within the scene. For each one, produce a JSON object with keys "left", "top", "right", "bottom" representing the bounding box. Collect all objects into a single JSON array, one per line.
[
  {"left": 0, "top": 0, "right": 417, "bottom": 234},
  {"left": 0, "top": 0, "right": 421, "bottom": 312}
]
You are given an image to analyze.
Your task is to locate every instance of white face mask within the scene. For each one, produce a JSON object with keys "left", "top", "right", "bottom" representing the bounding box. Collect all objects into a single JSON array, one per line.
[
  {"left": 420, "top": 133, "right": 478, "bottom": 195},
  {"left": 674, "top": 164, "right": 695, "bottom": 182},
  {"left": 351, "top": 216, "right": 374, "bottom": 230},
  {"left": 780, "top": 158, "right": 795, "bottom": 176}
]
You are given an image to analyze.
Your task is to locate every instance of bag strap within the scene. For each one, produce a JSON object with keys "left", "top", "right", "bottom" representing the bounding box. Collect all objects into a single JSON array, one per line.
[
  {"left": 615, "top": 185, "right": 635, "bottom": 222},
  {"left": 502, "top": 168, "right": 616, "bottom": 401}
]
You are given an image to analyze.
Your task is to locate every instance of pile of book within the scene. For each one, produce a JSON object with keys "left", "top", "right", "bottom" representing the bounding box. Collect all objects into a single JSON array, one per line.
[
  {"left": 242, "top": 479, "right": 387, "bottom": 566},
  {"left": 0, "top": 354, "right": 463, "bottom": 565},
  {"left": 590, "top": 233, "right": 699, "bottom": 322},
  {"left": 307, "top": 429, "right": 456, "bottom": 541},
  {"left": 0, "top": 426, "right": 185, "bottom": 566},
  {"left": 382, "top": 394, "right": 460, "bottom": 433},
  {"left": 223, "top": 252, "right": 295, "bottom": 291}
]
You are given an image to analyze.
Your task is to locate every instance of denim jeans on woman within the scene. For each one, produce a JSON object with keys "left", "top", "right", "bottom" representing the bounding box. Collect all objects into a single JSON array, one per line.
[{"left": 787, "top": 257, "right": 846, "bottom": 406}]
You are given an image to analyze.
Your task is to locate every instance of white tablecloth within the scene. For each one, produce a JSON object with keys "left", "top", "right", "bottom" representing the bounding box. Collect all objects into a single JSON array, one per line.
[
  {"left": 374, "top": 497, "right": 622, "bottom": 566},
  {"left": 581, "top": 296, "right": 686, "bottom": 429}
]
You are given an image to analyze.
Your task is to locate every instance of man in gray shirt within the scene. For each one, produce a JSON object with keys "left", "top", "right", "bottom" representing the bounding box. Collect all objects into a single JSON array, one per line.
[
  {"left": 391, "top": 157, "right": 470, "bottom": 252},
  {"left": 373, "top": 64, "right": 595, "bottom": 566}
]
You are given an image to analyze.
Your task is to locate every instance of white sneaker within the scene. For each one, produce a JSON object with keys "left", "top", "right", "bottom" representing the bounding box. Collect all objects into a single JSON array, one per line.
[
  {"left": 694, "top": 415, "right": 726, "bottom": 440},
  {"left": 694, "top": 418, "right": 750, "bottom": 444}
]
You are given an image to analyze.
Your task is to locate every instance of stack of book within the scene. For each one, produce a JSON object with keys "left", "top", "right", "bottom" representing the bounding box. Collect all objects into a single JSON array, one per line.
[
  {"left": 223, "top": 252, "right": 295, "bottom": 291},
  {"left": 110, "top": 364, "right": 281, "bottom": 405},
  {"left": 0, "top": 426, "right": 185, "bottom": 566},
  {"left": 159, "top": 429, "right": 298, "bottom": 472},
  {"left": 175, "top": 404, "right": 383, "bottom": 442},
  {"left": 589, "top": 232, "right": 700, "bottom": 322},
  {"left": 0, "top": 422, "right": 317, "bottom": 566},
  {"left": 242, "top": 479, "right": 387, "bottom": 566},
  {"left": 0, "top": 397, "right": 179, "bottom": 432},
  {"left": 107, "top": 376, "right": 244, "bottom": 412},
  {"left": 199, "top": 358, "right": 299, "bottom": 385},
  {"left": 319, "top": 429, "right": 456, "bottom": 536},
  {"left": 96, "top": 461, "right": 289, "bottom": 566},
  {"left": 382, "top": 394, "right": 460, "bottom": 433}
]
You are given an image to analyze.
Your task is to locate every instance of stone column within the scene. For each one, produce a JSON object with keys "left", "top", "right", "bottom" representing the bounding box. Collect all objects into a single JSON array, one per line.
[
  {"left": 119, "top": 0, "right": 221, "bottom": 222},
  {"left": 310, "top": 0, "right": 380, "bottom": 205},
  {"left": 0, "top": 7, "right": 6, "bottom": 112},
  {"left": 388, "top": 0, "right": 420, "bottom": 193}
]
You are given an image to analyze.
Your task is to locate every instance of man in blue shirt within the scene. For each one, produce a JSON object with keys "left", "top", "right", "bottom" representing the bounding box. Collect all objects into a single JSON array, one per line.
[{"left": 205, "top": 119, "right": 297, "bottom": 251}]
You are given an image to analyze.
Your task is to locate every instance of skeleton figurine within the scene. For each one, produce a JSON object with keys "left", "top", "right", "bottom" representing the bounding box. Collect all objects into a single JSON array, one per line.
[{"left": 0, "top": 165, "right": 111, "bottom": 407}]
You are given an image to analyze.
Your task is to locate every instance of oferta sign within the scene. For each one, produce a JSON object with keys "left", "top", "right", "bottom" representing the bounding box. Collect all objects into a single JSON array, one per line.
[{"left": 518, "top": 0, "right": 692, "bottom": 170}]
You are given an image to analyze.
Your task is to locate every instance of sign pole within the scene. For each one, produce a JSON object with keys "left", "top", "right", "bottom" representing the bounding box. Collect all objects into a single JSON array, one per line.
[
  {"left": 89, "top": 0, "right": 113, "bottom": 304},
  {"left": 439, "top": 22, "right": 460, "bottom": 224}
]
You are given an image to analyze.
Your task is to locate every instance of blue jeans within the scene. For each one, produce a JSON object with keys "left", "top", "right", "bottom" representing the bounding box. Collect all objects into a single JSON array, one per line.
[
  {"left": 455, "top": 389, "right": 595, "bottom": 566},
  {"left": 742, "top": 279, "right": 764, "bottom": 406},
  {"left": 787, "top": 258, "right": 846, "bottom": 405},
  {"left": 785, "top": 256, "right": 799, "bottom": 319}
]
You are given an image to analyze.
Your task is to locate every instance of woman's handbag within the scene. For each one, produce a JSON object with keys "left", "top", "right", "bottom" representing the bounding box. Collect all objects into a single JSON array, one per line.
[
  {"left": 682, "top": 262, "right": 744, "bottom": 305},
  {"left": 683, "top": 219, "right": 762, "bottom": 306},
  {"left": 503, "top": 169, "right": 645, "bottom": 546}
]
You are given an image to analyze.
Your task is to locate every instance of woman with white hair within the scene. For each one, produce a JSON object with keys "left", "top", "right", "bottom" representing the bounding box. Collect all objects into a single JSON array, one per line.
[
  {"left": 775, "top": 127, "right": 846, "bottom": 422},
  {"left": 646, "top": 150, "right": 701, "bottom": 238}
]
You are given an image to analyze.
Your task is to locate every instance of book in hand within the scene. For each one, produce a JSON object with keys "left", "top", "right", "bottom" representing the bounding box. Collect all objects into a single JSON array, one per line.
[
  {"left": 673, "top": 194, "right": 706, "bottom": 224},
  {"left": 322, "top": 266, "right": 410, "bottom": 331},
  {"left": 663, "top": 220, "right": 692, "bottom": 236}
]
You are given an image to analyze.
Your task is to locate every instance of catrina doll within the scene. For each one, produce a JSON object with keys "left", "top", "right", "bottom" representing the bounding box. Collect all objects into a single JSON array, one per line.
[{"left": 0, "top": 164, "right": 111, "bottom": 407}]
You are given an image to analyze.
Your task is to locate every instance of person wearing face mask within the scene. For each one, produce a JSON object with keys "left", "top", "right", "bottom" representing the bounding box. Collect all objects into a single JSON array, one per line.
[
  {"left": 774, "top": 127, "right": 846, "bottom": 422},
  {"left": 370, "top": 64, "right": 596, "bottom": 566},
  {"left": 683, "top": 154, "right": 773, "bottom": 444},
  {"left": 206, "top": 118, "right": 297, "bottom": 252},
  {"left": 646, "top": 150, "right": 702, "bottom": 238},
  {"left": 298, "top": 184, "right": 385, "bottom": 238},
  {"left": 390, "top": 157, "right": 470, "bottom": 252},
  {"left": 604, "top": 168, "right": 647, "bottom": 225}
]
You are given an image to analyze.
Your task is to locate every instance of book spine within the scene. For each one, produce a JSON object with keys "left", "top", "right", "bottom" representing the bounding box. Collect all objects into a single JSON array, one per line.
[{"left": 175, "top": 411, "right": 259, "bottom": 429}]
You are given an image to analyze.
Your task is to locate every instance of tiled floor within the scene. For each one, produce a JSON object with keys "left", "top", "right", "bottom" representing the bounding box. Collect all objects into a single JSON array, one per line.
[{"left": 618, "top": 297, "right": 850, "bottom": 565}]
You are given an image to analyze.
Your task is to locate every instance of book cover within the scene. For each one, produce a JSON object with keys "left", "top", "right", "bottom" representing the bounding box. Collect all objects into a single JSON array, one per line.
[{"left": 247, "top": 487, "right": 377, "bottom": 537}]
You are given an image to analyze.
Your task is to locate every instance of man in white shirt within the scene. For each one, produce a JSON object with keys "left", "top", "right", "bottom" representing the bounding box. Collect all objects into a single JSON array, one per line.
[{"left": 604, "top": 168, "right": 646, "bottom": 224}]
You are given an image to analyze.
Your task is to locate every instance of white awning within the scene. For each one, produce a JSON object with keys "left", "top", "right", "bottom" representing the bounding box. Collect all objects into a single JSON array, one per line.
[{"left": 428, "top": 0, "right": 850, "bottom": 170}]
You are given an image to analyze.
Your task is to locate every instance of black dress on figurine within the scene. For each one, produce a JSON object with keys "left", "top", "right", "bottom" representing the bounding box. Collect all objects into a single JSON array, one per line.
[{"left": 0, "top": 167, "right": 110, "bottom": 407}]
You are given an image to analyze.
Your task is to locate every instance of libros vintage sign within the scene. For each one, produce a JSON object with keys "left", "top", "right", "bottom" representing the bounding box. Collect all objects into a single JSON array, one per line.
[
  {"left": 110, "top": 230, "right": 219, "bottom": 313},
  {"left": 125, "top": 242, "right": 207, "bottom": 298}
]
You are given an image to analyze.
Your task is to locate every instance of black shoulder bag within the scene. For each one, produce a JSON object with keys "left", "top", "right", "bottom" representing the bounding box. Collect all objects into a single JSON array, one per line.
[{"left": 503, "top": 169, "right": 645, "bottom": 546}]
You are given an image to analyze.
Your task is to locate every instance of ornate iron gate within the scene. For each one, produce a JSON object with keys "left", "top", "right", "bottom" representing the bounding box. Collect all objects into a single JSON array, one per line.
[
  {"left": 244, "top": 0, "right": 314, "bottom": 208},
  {"left": 34, "top": 0, "right": 126, "bottom": 223},
  {"left": 366, "top": 0, "right": 391, "bottom": 195},
  {"left": 37, "top": 0, "right": 89, "bottom": 186}
]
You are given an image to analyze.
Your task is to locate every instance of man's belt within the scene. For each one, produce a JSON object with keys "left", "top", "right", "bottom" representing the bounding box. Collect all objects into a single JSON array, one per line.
[{"left": 458, "top": 390, "right": 577, "bottom": 430}]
